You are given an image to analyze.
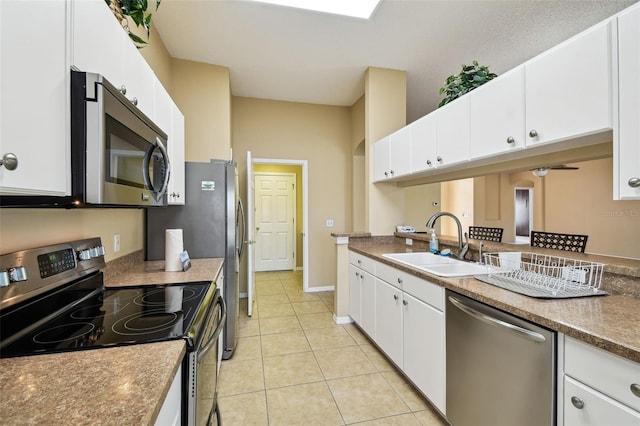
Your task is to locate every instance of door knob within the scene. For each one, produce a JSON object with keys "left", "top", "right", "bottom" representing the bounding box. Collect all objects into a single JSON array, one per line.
[
  {"left": 628, "top": 177, "right": 640, "bottom": 188},
  {"left": 529, "top": 129, "right": 538, "bottom": 138},
  {"left": 570, "top": 396, "right": 584, "bottom": 409},
  {"left": 506, "top": 136, "right": 515, "bottom": 144}
]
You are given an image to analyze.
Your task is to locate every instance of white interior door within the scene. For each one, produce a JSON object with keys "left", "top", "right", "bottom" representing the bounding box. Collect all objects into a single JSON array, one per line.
[
  {"left": 254, "top": 173, "right": 296, "bottom": 272},
  {"left": 246, "top": 151, "right": 255, "bottom": 317}
]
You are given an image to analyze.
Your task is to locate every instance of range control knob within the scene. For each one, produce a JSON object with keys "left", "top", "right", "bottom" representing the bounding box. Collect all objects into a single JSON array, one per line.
[
  {"left": 0, "top": 271, "right": 10, "bottom": 287},
  {"left": 89, "top": 246, "right": 106, "bottom": 258},
  {"left": 78, "top": 249, "right": 91, "bottom": 261},
  {"left": 9, "top": 266, "right": 27, "bottom": 283}
]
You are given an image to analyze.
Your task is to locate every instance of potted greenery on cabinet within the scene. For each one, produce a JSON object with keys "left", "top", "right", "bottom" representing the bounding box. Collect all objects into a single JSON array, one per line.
[
  {"left": 439, "top": 61, "right": 497, "bottom": 107},
  {"left": 106, "top": 0, "right": 161, "bottom": 47}
]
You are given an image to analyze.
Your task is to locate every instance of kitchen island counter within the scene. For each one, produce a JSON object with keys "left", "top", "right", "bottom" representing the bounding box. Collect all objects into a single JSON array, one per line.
[
  {"left": 349, "top": 237, "right": 640, "bottom": 363},
  {"left": 0, "top": 255, "right": 224, "bottom": 425}
]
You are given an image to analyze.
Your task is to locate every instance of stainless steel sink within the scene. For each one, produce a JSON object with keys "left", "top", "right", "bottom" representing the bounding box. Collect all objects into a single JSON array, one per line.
[{"left": 382, "top": 252, "right": 490, "bottom": 277}]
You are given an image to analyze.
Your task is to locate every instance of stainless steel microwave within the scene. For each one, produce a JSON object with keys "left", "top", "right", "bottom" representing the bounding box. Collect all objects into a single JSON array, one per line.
[{"left": 70, "top": 70, "right": 170, "bottom": 207}]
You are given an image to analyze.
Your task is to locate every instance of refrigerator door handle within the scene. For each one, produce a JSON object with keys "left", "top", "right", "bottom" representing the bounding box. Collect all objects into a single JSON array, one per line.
[{"left": 237, "top": 198, "right": 246, "bottom": 261}]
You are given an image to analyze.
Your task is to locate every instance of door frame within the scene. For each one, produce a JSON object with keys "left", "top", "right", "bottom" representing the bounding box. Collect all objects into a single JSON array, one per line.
[
  {"left": 251, "top": 157, "right": 309, "bottom": 292},
  {"left": 514, "top": 187, "right": 534, "bottom": 243},
  {"left": 253, "top": 171, "right": 297, "bottom": 272}
]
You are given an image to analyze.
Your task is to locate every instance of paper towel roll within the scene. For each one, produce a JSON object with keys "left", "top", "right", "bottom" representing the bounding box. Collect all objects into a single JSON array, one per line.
[{"left": 165, "top": 229, "right": 184, "bottom": 272}]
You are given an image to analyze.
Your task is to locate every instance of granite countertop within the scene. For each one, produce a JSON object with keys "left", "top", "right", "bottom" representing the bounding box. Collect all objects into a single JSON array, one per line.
[
  {"left": 0, "top": 254, "right": 224, "bottom": 425},
  {"left": 349, "top": 238, "right": 640, "bottom": 364}
]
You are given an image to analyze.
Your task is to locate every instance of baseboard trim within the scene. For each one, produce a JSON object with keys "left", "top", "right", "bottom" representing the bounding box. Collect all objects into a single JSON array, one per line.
[
  {"left": 333, "top": 314, "right": 354, "bottom": 325},
  {"left": 305, "top": 285, "right": 335, "bottom": 293}
]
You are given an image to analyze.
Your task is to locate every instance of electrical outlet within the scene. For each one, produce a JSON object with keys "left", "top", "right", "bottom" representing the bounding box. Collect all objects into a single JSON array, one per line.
[
  {"left": 325, "top": 219, "right": 334, "bottom": 228},
  {"left": 114, "top": 234, "right": 121, "bottom": 253}
]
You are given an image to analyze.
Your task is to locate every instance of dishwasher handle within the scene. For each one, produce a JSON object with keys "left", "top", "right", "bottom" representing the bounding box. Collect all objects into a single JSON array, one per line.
[{"left": 448, "top": 295, "right": 546, "bottom": 343}]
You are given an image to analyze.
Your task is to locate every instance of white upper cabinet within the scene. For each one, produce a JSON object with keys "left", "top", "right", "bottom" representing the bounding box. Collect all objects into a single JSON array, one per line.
[
  {"left": 388, "top": 126, "right": 412, "bottom": 178},
  {"left": 72, "top": 0, "right": 155, "bottom": 118},
  {"left": 436, "top": 96, "right": 470, "bottom": 167},
  {"left": 525, "top": 19, "right": 613, "bottom": 147},
  {"left": 372, "top": 136, "right": 390, "bottom": 182},
  {"left": 410, "top": 112, "right": 437, "bottom": 173},
  {"left": 154, "top": 79, "right": 185, "bottom": 205},
  {"left": 169, "top": 104, "right": 186, "bottom": 205},
  {"left": 72, "top": 0, "right": 125, "bottom": 87},
  {"left": 469, "top": 65, "right": 526, "bottom": 160},
  {"left": 615, "top": 3, "right": 640, "bottom": 200},
  {"left": 0, "top": 0, "right": 69, "bottom": 196}
]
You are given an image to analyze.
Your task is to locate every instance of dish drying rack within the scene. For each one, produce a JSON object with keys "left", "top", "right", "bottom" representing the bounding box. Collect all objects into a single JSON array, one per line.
[{"left": 475, "top": 252, "right": 607, "bottom": 299}]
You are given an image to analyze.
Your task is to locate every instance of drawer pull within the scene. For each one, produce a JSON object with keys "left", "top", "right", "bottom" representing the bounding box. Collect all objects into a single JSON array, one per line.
[
  {"left": 397, "top": 278, "right": 402, "bottom": 284},
  {"left": 393, "top": 294, "right": 399, "bottom": 301},
  {"left": 403, "top": 299, "right": 408, "bottom": 306},
  {"left": 631, "top": 383, "right": 640, "bottom": 398},
  {"left": 571, "top": 396, "right": 584, "bottom": 409}
]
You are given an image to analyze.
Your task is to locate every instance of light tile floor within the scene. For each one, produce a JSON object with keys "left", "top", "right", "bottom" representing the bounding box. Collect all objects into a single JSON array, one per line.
[{"left": 218, "top": 270, "right": 448, "bottom": 426}]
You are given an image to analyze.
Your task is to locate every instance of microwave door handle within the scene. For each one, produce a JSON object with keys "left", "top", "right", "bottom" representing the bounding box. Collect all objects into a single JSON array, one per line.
[
  {"left": 143, "top": 137, "right": 171, "bottom": 201},
  {"left": 197, "top": 295, "right": 227, "bottom": 362}
]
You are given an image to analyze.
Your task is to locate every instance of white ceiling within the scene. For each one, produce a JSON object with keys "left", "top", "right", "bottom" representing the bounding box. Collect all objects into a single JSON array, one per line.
[{"left": 153, "top": 0, "right": 637, "bottom": 123}]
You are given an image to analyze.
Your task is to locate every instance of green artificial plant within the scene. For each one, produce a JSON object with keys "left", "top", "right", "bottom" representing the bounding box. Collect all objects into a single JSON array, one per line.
[
  {"left": 106, "top": 0, "right": 161, "bottom": 47},
  {"left": 438, "top": 60, "right": 497, "bottom": 107}
]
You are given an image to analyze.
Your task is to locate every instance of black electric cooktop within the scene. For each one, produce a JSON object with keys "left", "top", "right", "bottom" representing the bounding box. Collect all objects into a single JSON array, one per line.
[{"left": 0, "top": 274, "right": 212, "bottom": 358}]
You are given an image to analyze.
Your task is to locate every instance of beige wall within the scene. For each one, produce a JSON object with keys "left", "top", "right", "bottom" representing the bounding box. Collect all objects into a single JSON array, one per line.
[
  {"left": 138, "top": 26, "right": 172, "bottom": 91},
  {"left": 253, "top": 164, "right": 304, "bottom": 269},
  {"left": 440, "top": 179, "right": 474, "bottom": 238},
  {"left": 0, "top": 209, "right": 143, "bottom": 262},
  {"left": 351, "top": 95, "right": 365, "bottom": 232},
  {"left": 232, "top": 97, "right": 351, "bottom": 289},
  {"left": 473, "top": 158, "right": 640, "bottom": 259},
  {"left": 170, "top": 59, "right": 232, "bottom": 162},
  {"left": 365, "top": 67, "right": 407, "bottom": 235},
  {"left": 403, "top": 184, "right": 442, "bottom": 232}
]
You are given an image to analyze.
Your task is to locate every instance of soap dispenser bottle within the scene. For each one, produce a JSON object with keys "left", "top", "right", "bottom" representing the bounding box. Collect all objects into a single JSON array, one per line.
[{"left": 430, "top": 229, "right": 439, "bottom": 253}]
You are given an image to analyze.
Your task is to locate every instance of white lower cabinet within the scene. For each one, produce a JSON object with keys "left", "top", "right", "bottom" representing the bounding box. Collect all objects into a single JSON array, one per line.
[
  {"left": 403, "top": 292, "right": 445, "bottom": 413},
  {"left": 374, "top": 278, "right": 403, "bottom": 367},
  {"left": 155, "top": 365, "right": 182, "bottom": 426},
  {"left": 562, "top": 336, "right": 640, "bottom": 425},
  {"left": 348, "top": 251, "right": 446, "bottom": 414}
]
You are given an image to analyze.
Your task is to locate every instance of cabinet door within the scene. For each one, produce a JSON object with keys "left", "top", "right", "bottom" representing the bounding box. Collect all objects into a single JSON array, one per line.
[
  {"left": 436, "top": 96, "right": 470, "bottom": 167},
  {"left": 72, "top": 0, "right": 125, "bottom": 85},
  {"left": 374, "top": 279, "right": 402, "bottom": 367},
  {"left": 564, "top": 376, "right": 640, "bottom": 426},
  {"left": 360, "top": 270, "right": 376, "bottom": 339},
  {"left": 348, "top": 264, "right": 362, "bottom": 324},
  {"left": 410, "top": 113, "right": 437, "bottom": 173},
  {"left": 169, "top": 104, "right": 186, "bottom": 205},
  {"left": 616, "top": 4, "right": 640, "bottom": 200},
  {"left": 403, "top": 293, "right": 445, "bottom": 413},
  {"left": 372, "top": 137, "right": 390, "bottom": 182},
  {"left": 0, "top": 0, "right": 69, "bottom": 196},
  {"left": 469, "top": 66, "right": 526, "bottom": 160},
  {"left": 122, "top": 40, "right": 155, "bottom": 118},
  {"left": 526, "top": 20, "right": 613, "bottom": 147},
  {"left": 388, "top": 126, "right": 411, "bottom": 178}
]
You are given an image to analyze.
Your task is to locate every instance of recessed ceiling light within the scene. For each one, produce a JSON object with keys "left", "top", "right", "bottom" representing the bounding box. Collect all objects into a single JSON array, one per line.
[{"left": 246, "top": 0, "right": 383, "bottom": 19}]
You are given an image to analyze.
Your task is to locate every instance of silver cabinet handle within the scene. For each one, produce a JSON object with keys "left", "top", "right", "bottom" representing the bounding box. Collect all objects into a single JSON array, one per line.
[
  {"left": 529, "top": 129, "right": 538, "bottom": 138},
  {"left": 393, "top": 294, "right": 398, "bottom": 301},
  {"left": 631, "top": 383, "right": 640, "bottom": 398},
  {"left": 570, "top": 396, "right": 584, "bottom": 409},
  {"left": 426, "top": 160, "right": 432, "bottom": 166},
  {"left": 131, "top": 97, "right": 138, "bottom": 106},
  {"left": 0, "top": 153, "right": 18, "bottom": 170},
  {"left": 628, "top": 177, "right": 640, "bottom": 188},
  {"left": 390, "top": 170, "right": 394, "bottom": 176},
  {"left": 436, "top": 156, "right": 443, "bottom": 163},
  {"left": 119, "top": 85, "right": 127, "bottom": 95},
  {"left": 384, "top": 171, "right": 388, "bottom": 177},
  {"left": 402, "top": 299, "right": 408, "bottom": 306},
  {"left": 448, "top": 296, "right": 546, "bottom": 343},
  {"left": 355, "top": 272, "right": 360, "bottom": 278},
  {"left": 397, "top": 278, "right": 402, "bottom": 284},
  {"left": 506, "top": 136, "right": 515, "bottom": 144}
]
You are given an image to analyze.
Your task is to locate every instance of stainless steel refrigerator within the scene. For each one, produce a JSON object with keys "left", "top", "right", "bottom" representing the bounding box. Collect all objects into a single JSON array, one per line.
[{"left": 145, "top": 160, "right": 245, "bottom": 360}]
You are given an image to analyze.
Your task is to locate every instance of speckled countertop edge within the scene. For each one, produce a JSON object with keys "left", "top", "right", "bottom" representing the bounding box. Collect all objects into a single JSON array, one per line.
[
  {"left": 0, "top": 340, "right": 185, "bottom": 425},
  {"left": 350, "top": 238, "right": 640, "bottom": 364}
]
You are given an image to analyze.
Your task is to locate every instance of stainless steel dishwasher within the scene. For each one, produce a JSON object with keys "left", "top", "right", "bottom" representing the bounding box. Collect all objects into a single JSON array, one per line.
[{"left": 446, "top": 290, "right": 556, "bottom": 426}]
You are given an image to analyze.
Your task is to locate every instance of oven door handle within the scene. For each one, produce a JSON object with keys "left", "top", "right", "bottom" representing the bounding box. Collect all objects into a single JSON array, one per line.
[{"left": 197, "top": 294, "right": 227, "bottom": 362}]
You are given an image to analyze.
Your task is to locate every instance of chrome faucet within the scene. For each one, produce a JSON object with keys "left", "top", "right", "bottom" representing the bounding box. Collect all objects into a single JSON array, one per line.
[{"left": 426, "top": 212, "right": 469, "bottom": 260}]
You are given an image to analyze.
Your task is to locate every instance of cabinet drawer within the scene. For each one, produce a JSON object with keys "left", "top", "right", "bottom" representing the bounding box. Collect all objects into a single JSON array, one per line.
[
  {"left": 349, "top": 251, "right": 376, "bottom": 274},
  {"left": 564, "top": 376, "right": 640, "bottom": 425},
  {"left": 376, "top": 261, "right": 409, "bottom": 290},
  {"left": 402, "top": 276, "right": 444, "bottom": 311},
  {"left": 565, "top": 336, "right": 640, "bottom": 412}
]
